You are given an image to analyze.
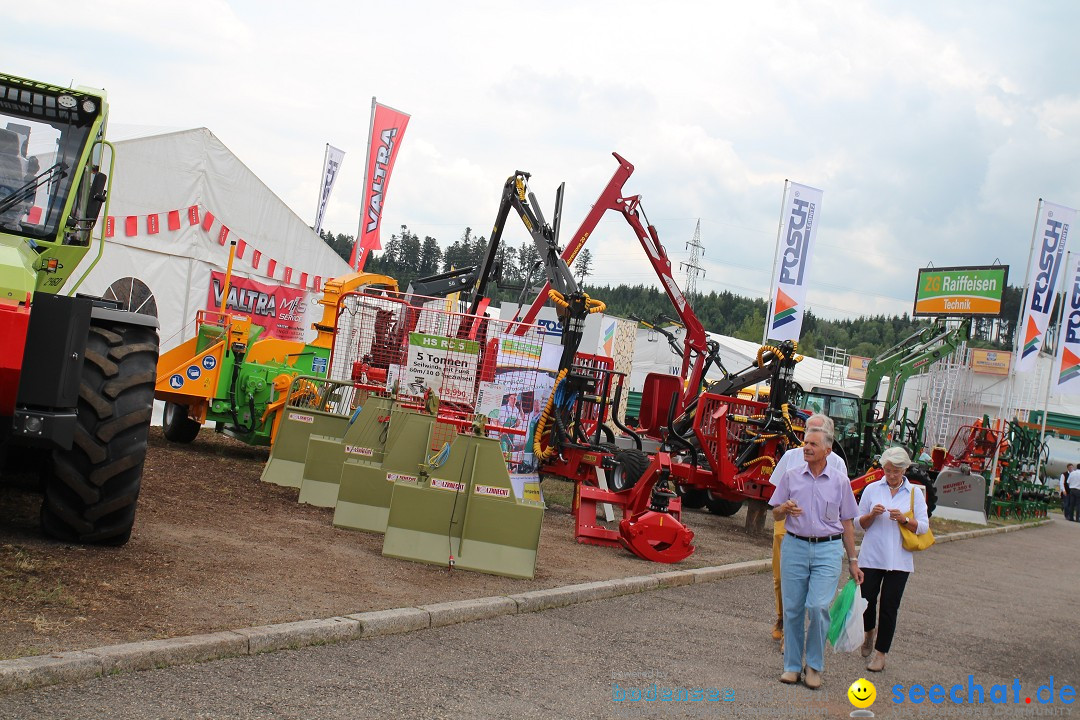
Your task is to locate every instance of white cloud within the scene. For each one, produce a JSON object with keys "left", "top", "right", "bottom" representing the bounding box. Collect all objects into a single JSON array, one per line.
[{"left": 5, "top": 0, "right": 1080, "bottom": 325}]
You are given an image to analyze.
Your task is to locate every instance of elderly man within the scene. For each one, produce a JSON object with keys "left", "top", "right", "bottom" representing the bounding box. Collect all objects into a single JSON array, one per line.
[
  {"left": 770, "top": 424, "right": 862, "bottom": 689},
  {"left": 768, "top": 414, "right": 848, "bottom": 642}
]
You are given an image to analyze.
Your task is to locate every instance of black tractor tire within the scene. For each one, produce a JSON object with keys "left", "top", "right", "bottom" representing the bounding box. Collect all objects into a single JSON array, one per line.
[
  {"left": 907, "top": 465, "right": 938, "bottom": 518},
  {"left": 40, "top": 322, "right": 158, "bottom": 545},
  {"left": 705, "top": 490, "right": 744, "bottom": 517},
  {"left": 162, "top": 401, "right": 200, "bottom": 443},
  {"left": 675, "top": 485, "right": 708, "bottom": 509},
  {"left": 609, "top": 448, "right": 650, "bottom": 492}
]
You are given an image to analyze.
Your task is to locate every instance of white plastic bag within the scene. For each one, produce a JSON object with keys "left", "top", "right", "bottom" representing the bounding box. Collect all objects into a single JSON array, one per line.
[{"left": 832, "top": 593, "right": 869, "bottom": 653}]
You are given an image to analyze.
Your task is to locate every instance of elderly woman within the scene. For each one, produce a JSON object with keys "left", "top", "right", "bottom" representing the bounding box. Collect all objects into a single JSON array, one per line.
[{"left": 856, "top": 446, "right": 929, "bottom": 672}]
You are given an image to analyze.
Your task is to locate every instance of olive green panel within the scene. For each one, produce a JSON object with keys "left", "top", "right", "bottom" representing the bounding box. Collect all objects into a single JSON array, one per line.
[
  {"left": 297, "top": 435, "right": 347, "bottom": 507},
  {"left": 260, "top": 409, "right": 349, "bottom": 488},
  {"left": 333, "top": 408, "right": 436, "bottom": 534},
  {"left": 382, "top": 433, "right": 544, "bottom": 579}
]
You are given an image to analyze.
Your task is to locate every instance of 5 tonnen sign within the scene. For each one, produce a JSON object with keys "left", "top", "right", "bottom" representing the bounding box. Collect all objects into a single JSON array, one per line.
[{"left": 913, "top": 265, "right": 1008, "bottom": 318}]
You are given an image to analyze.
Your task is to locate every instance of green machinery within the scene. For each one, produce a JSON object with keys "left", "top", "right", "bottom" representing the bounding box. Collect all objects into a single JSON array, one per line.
[
  {"left": 798, "top": 320, "right": 971, "bottom": 473},
  {"left": 153, "top": 255, "right": 399, "bottom": 448},
  {"left": 0, "top": 72, "right": 160, "bottom": 545},
  {"left": 263, "top": 377, "right": 546, "bottom": 579},
  {"left": 988, "top": 419, "right": 1051, "bottom": 520}
]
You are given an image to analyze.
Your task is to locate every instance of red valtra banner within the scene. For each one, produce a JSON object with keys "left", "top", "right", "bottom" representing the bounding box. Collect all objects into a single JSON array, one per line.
[
  {"left": 351, "top": 100, "right": 410, "bottom": 271},
  {"left": 207, "top": 271, "right": 309, "bottom": 342}
]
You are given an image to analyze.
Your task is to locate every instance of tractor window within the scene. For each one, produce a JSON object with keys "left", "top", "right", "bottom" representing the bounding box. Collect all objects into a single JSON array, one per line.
[
  {"left": 0, "top": 110, "right": 93, "bottom": 243},
  {"left": 830, "top": 397, "right": 859, "bottom": 422}
]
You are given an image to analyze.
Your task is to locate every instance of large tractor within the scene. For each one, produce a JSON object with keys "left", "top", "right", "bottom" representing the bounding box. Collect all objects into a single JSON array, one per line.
[{"left": 0, "top": 72, "right": 159, "bottom": 545}]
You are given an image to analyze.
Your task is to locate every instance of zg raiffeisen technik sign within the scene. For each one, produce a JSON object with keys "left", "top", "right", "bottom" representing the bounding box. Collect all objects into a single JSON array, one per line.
[{"left": 913, "top": 265, "right": 1008, "bottom": 318}]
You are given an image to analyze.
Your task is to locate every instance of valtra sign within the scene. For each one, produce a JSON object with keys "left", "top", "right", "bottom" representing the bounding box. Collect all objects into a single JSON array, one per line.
[{"left": 207, "top": 271, "right": 309, "bottom": 341}]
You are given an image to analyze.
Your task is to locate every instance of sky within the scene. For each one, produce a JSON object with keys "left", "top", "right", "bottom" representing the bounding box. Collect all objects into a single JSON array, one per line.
[{"left": 6, "top": 1, "right": 1080, "bottom": 322}]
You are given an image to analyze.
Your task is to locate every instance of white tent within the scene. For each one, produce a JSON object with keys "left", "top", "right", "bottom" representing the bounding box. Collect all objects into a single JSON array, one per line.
[
  {"left": 68, "top": 127, "right": 353, "bottom": 352},
  {"left": 629, "top": 324, "right": 866, "bottom": 397}
]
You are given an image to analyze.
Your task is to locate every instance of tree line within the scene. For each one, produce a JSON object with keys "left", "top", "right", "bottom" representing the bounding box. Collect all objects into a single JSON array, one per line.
[{"left": 319, "top": 226, "right": 1020, "bottom": 360}]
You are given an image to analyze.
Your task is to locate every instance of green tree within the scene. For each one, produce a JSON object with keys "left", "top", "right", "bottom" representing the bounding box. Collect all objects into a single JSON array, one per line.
[{"left": 574, "top": 248, "right": 593, "bottom": 284}]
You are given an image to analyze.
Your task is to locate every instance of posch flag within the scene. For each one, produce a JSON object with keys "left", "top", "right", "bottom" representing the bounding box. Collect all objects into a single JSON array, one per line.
[
  {"left": 767, "top": 182, "right": 823, "bottom": 342},
  {"left": 313, "top": 144, "right": 345, "bottom": 236},
  {"left": 1016, "top": 201, "right": 1074, "bottom": 373},
  {"left": 1052, "top": 254, "right": 1080, "bottom": 393},
  {"left": 351, "top": 100, "right": 410, "bottom": 271}
]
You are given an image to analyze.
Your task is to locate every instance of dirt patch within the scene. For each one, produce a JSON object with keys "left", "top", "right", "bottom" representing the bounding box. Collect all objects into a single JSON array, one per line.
[{"left": 0, "top": 428, "right": 773, "bottom": 659}]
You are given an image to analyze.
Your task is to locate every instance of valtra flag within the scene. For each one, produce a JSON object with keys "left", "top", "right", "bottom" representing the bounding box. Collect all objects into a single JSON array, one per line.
[
  {"left": 1052, "top": 255, "right": 1080, "bottom": 393},
  {"left": 1016, "top": 200, "right": 1075, "bottom": 373},
  {"left": 768, "top": 182, "right": 823, "bottom": 342},
  {"left": 351, "top": 100, "right": 410, "bottom": 271}
]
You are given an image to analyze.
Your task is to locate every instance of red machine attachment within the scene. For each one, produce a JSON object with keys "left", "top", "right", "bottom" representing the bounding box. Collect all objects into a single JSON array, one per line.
[
  {"left": 574, "top": 451, "right": 695, "bottom": 563},
  {"left": 0, "top": 295, "right": 31, "bottom": 416}
]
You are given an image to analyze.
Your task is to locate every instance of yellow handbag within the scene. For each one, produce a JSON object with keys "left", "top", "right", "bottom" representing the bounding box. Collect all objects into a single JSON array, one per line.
[{"left": 899, "top": 487, "right": 935, "bottom": 551}]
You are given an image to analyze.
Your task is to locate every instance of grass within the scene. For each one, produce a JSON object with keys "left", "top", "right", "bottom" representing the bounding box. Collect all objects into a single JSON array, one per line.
[
  {"left": 0, "top": 545, "right": 76, "bottom": 609},
  {"left": 539, "top": 474, "right": 575, "bottom": 509}
]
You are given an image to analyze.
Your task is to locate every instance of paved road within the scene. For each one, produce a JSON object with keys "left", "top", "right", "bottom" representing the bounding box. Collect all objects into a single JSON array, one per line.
[{"left": 1, "top": 519, "right": 1076, "bottom": 720}]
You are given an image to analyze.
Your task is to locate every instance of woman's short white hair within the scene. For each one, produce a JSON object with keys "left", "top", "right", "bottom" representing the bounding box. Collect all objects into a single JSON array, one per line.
[{"left": 879, "top": 446, "right": 912, "bottom": 468}]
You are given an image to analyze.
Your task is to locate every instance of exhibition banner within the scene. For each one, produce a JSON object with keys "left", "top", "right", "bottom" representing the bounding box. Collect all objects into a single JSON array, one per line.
[
  {"left": 1016, "top": 201, "right": 1074, "bottom": 372},
  {"left": 352, "top": 100, "right": 410, "bottom": 271},
  {"left": 913, "top": 265, "right": 1008, "bottom": 317},
  {"left": 207, "top": 271, "right": 308, "bottom": 341},
  {"left": 970, "top": 349, "right": 1010, "bottom": 376},
  {"left": 767, "top": 182, "right": 822, "bottom": 342},
  {"left": 1052, "top": 255, "right": 1080, "bottom": 393},
  {"left": 314, "top": 144, "right": 345, "bottom": 235}
]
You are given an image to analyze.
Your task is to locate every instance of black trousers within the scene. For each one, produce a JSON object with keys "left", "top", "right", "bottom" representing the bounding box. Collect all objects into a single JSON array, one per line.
[{"left": 861, "top": 567, "right": 909, "bottom": 653}]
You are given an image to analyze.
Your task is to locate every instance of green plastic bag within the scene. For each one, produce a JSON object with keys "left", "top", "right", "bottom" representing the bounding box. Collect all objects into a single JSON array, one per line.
[{"left": 827, "top": 578, "right": 857, "bottom": 646}]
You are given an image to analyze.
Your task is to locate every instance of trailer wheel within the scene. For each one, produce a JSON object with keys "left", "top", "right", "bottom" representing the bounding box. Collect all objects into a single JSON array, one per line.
[
  {"left": 705, "top": 491, "right": 744, "bottom": 517},
  {"left": 40, "top": 322, "right": 158, "bottom": 545},
  {"left": 675, "top": 485, "right": 708, "bottom": 509},
  {"left": 610, "top": 448, "right": 649, "bottom": 492},
  {"left": 162, "top": 402, "right": 200, "bottom": 443},
  {"left": 907, "top": 466, "right": 938, "bottom": 518}
]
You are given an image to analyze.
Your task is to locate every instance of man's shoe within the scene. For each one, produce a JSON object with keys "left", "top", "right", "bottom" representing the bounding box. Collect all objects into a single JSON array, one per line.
[
  {"left": 780, "top": 671, "right": 800, "bottom": 684},
  {"left": 803, "top": 667, "right": 822, "bottom": 689},
  {"left": 867, "top": 651, "right": 887, "bottom": 672},
  {"left": 771, "top": 619, "right": 784, "bottom": 641},
  {"left": 861, "top": 630, "right": 875, "bottom": 658}
]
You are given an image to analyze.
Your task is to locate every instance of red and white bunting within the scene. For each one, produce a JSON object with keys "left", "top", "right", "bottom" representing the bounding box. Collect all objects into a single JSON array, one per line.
[{"left": 97, "top": 202, "right": 331, "bottom": 289}]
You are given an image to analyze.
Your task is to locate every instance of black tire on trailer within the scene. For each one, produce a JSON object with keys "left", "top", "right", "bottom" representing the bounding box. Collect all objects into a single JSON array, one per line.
[
  {"left": 675, "top": 485, "right": 708, "bottom": 509},
  {"left": 609, "top": 448, "right": 649, "bottom": 492},
  {"left": 40, "top": 321, "right": 158, "bottom": 545},
  {"left": 162, "top": 401, "right": 201, "bottom": 443},
  {"left": 907, "top": 465, "right": 938, "bottom": 518},
  {"left": 705, "top": 490, "right": 744, "bottom": 517}
]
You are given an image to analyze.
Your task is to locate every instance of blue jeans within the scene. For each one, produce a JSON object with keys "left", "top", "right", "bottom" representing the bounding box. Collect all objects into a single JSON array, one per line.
[{"left": 780, "top": 534, "right": 844, "bottom": 674}]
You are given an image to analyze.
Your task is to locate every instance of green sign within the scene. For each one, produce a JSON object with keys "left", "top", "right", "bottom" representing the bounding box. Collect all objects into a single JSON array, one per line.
[{"left": 913, "top": 266, "right": 1008, "bottom": 317}]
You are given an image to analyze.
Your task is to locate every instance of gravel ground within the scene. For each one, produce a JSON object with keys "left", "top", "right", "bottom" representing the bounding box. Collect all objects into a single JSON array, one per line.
[{"left": 0, "top": 515, "right": 1072, "bottom": 719}]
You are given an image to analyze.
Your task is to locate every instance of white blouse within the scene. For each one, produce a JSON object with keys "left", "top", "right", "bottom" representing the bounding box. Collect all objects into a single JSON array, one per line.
[{"left": 856, "top": 477, "right": 930, "bottom": 573}]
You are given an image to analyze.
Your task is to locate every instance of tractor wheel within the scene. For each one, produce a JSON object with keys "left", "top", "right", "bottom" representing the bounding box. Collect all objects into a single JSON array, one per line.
[
  {"left": 41, "top": 322, "right": 158, "bottom": 545},
  {"left": 908, "top": 466, "right": 938, "bottom": 518},
  {"left": 609, "top": 448, "right": 649, "bottom": 492},
  {"left": 675, "top": 485, "right": 708, "bottom": 509},
  {"left": 162, "top": 402, "right": 200, "bottom": 443},
  {"left": 705, "top": 491, "right": 744, "bottom": 517}
]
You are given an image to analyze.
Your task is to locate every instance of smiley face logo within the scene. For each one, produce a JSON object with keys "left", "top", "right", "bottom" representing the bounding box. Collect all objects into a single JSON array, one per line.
[{"left": 848, "top": 677, "right": 876, "bottom": 709}]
